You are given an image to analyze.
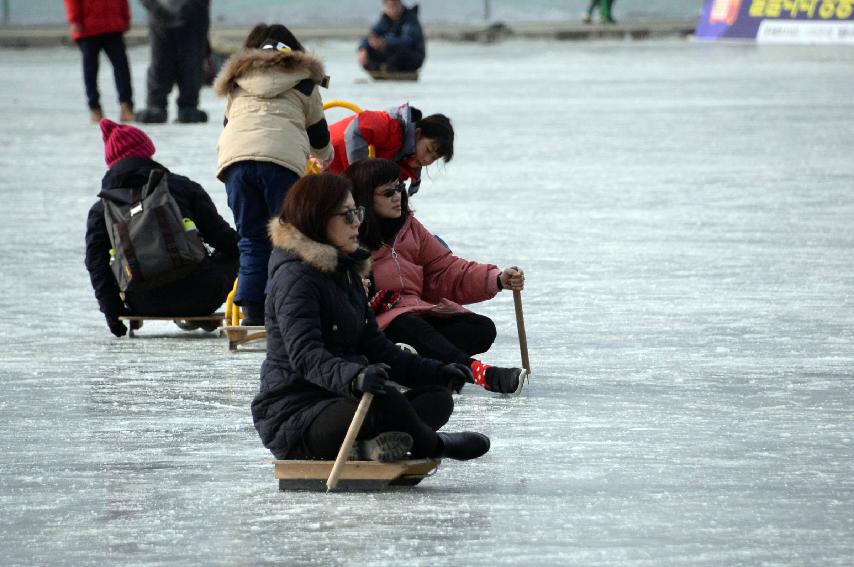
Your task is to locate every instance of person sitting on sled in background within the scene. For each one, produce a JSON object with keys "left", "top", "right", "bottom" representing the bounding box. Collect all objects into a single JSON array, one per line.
[
  {"left": 325, "top": 102, "right": 451, "bottom": 197},
  {"left": 251, "top": 172, "right": 490, "bottom": 463},
  {"left": 344, "top": 159, "right": 527, "bottom": 395},
  {"left": 358, "top": 0, "right": 425, "bottom": 74},
  {"left": 85, "top": 119, "right": 239, "bottom": 337},
  {"left": 214, "top": 23, "right": 334, "bottom": 326}
]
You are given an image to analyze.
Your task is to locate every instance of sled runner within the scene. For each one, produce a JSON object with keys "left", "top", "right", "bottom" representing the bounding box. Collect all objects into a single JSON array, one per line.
[
  {"left": 221, "top": 325, "right": 266, "bottom": 350},
  {"left": 271, "top": 458, "right": 441, "bottom": 491},
  {"left": 118, "top": 313, "right": 223, "bottom": 337},
  {"left": 366, "top": 69, "right": 419, "bottom": 81}
]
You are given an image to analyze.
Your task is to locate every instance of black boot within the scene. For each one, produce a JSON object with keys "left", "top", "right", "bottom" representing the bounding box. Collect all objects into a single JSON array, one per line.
[
  {"left": 241, "top": 302, "right": 265, "bottom": 326},
  {"left": 134, "top": 107, "right": 167, "bottom": 123},
  {"left": 436, "top": 432, "right": 490, "bottom": 461},
  {"left": 354, "top": 431, "right": 413, "bottom": 462},
  {"left": 485, "top": 366, "right": 526, "bottom": 395},
  {"left": 176, "top": 107, "right": 208, "bottom": 123}
]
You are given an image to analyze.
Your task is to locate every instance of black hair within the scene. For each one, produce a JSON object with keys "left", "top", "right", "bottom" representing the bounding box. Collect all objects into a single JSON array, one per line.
[
  {"left": 343, "top": 159, "right": 408, "bottom": 251},
  {"left": 244, "top": 23, "right": 305, "bottom": 52},
  {"left": 415, "top": 113, "right": 454, "bottom": 162}
]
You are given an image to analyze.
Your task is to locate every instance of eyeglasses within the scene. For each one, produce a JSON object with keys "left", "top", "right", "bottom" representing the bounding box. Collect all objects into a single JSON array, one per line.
[
  {"left": 377, "top": 182, "right": 405, "bottom": 199},
  {"left": 332, "top": 206, "right": 365, "bottom": 225}
]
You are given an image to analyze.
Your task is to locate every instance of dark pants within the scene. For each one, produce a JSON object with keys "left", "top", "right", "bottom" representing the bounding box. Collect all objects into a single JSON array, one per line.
[
  {"left": 223, "top": 161, "right": 300, "bottom": 305},
  {"left": 125, "top": 252, "right": 238, "bottom": 316},
  {"left": 383, "top": 312, "right": 497, "bottom": 365},
  {"left": 287, "top": 385, "right": 453, "bottom": 460},
  {"left": 145, "top": 22, "right": 207, "bottom": 110},
  {"left": 587, "top": 0, "right": 615, "bottom": 19},
  {"left": 362, "top": 45, "right": 424, "bottom": 72},
  {"left": 76, "top": 32, "right": 133, "bottom": 110}
]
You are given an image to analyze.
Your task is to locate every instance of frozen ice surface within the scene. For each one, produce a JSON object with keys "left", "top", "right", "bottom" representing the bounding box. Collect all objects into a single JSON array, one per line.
[{"left": 1, "top": 39, "right": 853, "bottom": 566}]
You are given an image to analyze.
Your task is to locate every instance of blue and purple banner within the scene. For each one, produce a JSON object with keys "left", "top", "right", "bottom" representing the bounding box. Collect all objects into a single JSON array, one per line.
[{"left": 695, "top": 0, "right": 854, "bottom": 43}]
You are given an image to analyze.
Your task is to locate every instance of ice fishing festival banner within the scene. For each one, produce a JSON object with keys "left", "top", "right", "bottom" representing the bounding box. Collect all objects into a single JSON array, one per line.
[{"left": 695, "top": 0, "right": 854, "bottom": 43}]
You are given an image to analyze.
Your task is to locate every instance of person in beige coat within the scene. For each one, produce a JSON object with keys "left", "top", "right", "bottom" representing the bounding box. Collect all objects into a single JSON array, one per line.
[{"left": 213, "top": 23, "right": 333, "bottom": 325}]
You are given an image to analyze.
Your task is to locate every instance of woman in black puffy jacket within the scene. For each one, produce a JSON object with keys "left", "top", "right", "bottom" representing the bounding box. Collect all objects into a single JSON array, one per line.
[{"left": 251, "top": 172, "right": 490, "bottom": 463}]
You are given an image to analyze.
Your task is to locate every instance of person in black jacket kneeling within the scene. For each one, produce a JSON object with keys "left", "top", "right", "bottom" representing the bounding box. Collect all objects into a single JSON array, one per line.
[
  {"left": 252, "top": 172, "right": 490, "bottom": 462},
  {"left": 85, "top": 119, "right": 239, "bottom": 337}
]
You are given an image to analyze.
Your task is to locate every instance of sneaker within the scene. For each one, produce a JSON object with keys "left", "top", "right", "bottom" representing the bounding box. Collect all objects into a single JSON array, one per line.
[
  {"left": 396, "top": 343, "right": 418, "bottom": 355},
  {"left": 176, "top": 107, "right": 208, "bottom": 123},
  {"left": 485, "top": 366, "right": 526, "bottom": 395},
  {"left": 582, "top": 13, "right": 593, "bottom": 24},
  {"left": 119, "top": 102, "right": 134, "bottom": 122},
  {"left": 436, "top": 432, "right": 490, "bottom": 461},
  {"left": 89, "top": 107, "right": 104, "bottom": 123},
  {"left": 134, "top": 107, "right": 167, "bottom": 123},
  {"left": 354, "top": 431, "right": 413, "bottom": 462}
]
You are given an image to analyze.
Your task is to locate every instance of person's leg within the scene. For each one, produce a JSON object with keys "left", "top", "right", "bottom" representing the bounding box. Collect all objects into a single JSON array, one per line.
[
  {"left": 384, "top": 47, "right": 423, "bottom": 72},
  {"left": 101, "top": 32, "right": 133, "bottom": 108},
  {"left": 139, "top": 23, "right": 177, "bottom": 120},
  {"left": 224, "top": 163, "right": 270, "bottom": 312},
  {"left": 173, "top": 21, "right": 207, "bottom": 120},
  {"left": 601, "top": 0, "right": 613, "bottom": 22},
  {"left": 257, "top": 162, "right": 300, "bottom": 219},
  {"left": 426, "top": 313, "right": 497, "bottom": 358},
  {"left": 77, "top": 37, "right": 102, "bottom": 112},
  {"left": 383, "top": 313, "right": 471, "bottom": 364},
  {"left": 403, "top": 385, "right": 454, "bottom": 431},
  {"left": 361, "top": 45, "right": 388, "bottom": 71}
]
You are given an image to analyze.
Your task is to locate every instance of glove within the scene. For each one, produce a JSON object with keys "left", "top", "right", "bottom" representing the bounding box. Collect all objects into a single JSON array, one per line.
[
  {"left": 352, "top": 363, "right": 390, "bottom": 396},
  {"left": 105, "top": 315, "right": 127, "bottom": 337},
  {"left": 369, "top": 289, "right": 401, "bottom": 314},
  {"left": 437, "top": 363, "right": 473, "bottom": 394}
]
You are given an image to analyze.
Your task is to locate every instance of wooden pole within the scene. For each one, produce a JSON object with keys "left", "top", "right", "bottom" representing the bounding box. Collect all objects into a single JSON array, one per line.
[
  {"left": 326, "top": 392, "right": 374, "bottom": 492},
  {"left": 513, "top": 290, "right": 530, "bottom": 373}
]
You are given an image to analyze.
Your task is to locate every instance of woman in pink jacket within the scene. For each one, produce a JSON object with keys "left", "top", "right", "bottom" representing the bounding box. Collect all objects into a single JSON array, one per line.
[{"left": 345, "top": 159, "right": 526, "bottom": 395}]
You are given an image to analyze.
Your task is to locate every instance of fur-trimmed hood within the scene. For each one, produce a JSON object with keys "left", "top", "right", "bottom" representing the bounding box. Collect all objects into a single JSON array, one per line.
[
  {"left": 213, "top": 49, "right": 326, "bottom": 97},
  {"left": 268, "top": 219, "right": 371, "bottom": 276}
]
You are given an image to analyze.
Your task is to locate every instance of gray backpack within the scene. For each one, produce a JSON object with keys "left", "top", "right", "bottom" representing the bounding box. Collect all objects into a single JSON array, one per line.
[{"left": 100, "top": 170, "right": 207, "bottom": 292}]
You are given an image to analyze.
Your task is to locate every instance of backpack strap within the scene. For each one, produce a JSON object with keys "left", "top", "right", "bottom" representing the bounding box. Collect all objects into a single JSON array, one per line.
[
  {"left": 141, "top": 169, "right": 166, "bottom": 201},
  {"left": 115, "top": 221, "right": 143, "bottom": 283},
  {"left": 153, "top": 206, "right": 183, "bottom": 268}
]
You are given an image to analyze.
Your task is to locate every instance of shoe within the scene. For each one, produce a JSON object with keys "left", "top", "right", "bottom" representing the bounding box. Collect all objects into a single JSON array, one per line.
[
  {"left": 134, "top": 107, "right": 167, "bottom": 123},
  {"left": 436, "top": 432, "right": 490, "bottom": 461},
  {"left": 396, "top": 343, "right": 418, "bottom": 355},
  {"left": 604, "top": 17, "right": 617, "bottom": 24},
  {"left": 129, "top": 319, "right": 143, "bottom": 331},
  {"left": 176, "top": 107, "right": 208, "bottom": 123},
  {"left": 240, "top": 302, "right": 265, "bottom": 326},
  {"left": 119, "top": 102, "right": 134, "bottom": 122},
  {"left": 174, "top": 320, "right": 201, "bottom": 331},
  {"left": 354, "top": 431, "right": 413, "bottom": 462},
  {"left": 582, "top": 13, "right": 593, "bottom": 24},
  {"left": 89, "top": 107, "right": 104, "bottom": 123},
  {"left": 485, "top": 366, "right": 526, "bottom": 395}
]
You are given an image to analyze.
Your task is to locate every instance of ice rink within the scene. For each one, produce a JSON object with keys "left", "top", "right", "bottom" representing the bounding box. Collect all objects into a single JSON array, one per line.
[{"left": 1, "top": 38, "right": 853, "bottom": 565}]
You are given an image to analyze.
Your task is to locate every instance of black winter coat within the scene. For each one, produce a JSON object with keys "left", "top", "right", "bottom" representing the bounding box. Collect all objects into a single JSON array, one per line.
[
  {"left": 252, "top": 220, "right": 443, "bottom": 458},
  {"left": 360, "top": 5, "right": 425, "bottom": 61},
  {"left": 84, "top": 156, "right": 238, "bottom": 318}
]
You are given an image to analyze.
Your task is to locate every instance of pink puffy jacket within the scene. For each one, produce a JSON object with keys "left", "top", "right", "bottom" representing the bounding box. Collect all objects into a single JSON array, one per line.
[{"left": 371, "top": 214, "right": 501, "bottom": 330}]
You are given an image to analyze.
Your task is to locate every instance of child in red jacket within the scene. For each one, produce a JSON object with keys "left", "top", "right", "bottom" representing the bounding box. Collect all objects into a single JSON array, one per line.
[
  {"left": 327, "top": 103, "right": 452, "bottom": 196},
  {"left": 64, "top": 0, "right": 134, "bottom": 123}
]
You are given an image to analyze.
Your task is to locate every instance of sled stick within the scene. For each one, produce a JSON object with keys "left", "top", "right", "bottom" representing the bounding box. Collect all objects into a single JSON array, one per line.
[
  {"left": 327, "top": 392, "right": 374, "bottom": 492},
  {"left": 513, "top": 289, "right": 531, "bottom": 373}
]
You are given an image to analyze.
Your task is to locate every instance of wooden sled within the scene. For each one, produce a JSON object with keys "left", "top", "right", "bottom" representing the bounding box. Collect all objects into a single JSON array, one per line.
[
  {"left": 119, "top": 313, "right": 224, "bottom": 337},
  {"left": 366, "top": 69, "right": 420, "bottom": 82},
  {"left": 222, "top": 325, "right": 266, "bottom": 350},
  {"left": 271, "top": 458, "right": 441, "bottom": 491}
]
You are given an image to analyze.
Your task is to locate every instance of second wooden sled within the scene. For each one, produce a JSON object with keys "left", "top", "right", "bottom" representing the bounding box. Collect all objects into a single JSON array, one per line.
[
  {"left": 366, "top": 69, "right": 419, "bottom": 81},
  {"left": 119, "top": 313, "right": 224, "bottom": 337},
  {"left": 272, "top": 458, "right": 441, "bottom": 491}
]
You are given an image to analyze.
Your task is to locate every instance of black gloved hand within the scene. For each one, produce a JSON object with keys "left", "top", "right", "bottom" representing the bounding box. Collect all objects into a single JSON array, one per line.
[
  {"left": 105, "top": 315, "right": 127, "bottom": 337},
  {"left": 352, "top": 363, "right": 390, "bottom": 396},
  {"left": 438, "top": 363, "right": 473, "bottom": 394}
]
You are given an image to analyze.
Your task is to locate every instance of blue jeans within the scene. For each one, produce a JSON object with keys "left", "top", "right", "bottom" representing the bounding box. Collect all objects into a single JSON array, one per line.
[{"left": 223, "top": 161, "right": 300, "bottom": 305}]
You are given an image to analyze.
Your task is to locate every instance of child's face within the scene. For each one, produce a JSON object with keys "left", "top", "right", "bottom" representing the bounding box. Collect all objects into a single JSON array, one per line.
[{"left": 413, "top": 133, "right": 441, "bottom": 168}]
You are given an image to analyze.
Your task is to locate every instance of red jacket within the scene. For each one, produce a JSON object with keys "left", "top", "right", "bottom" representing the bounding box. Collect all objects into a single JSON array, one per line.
[
  {"left": 371, "top": 214, "right": 501, "bottom": 330},
  {"left": 64, "top": 0, "right": 131, "bottom": 41},
  {"left": 327, "top": 104, "right": 421, "bottom": 191}
]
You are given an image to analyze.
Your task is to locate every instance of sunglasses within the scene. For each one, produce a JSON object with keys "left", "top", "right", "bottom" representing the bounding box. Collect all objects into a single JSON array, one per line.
[
  {"left": 377, "top": 182, "right": 405, "bottom": 199},
  {"left": 333, "top": 206, "right": 366, "bottom": 225}
]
